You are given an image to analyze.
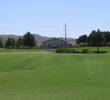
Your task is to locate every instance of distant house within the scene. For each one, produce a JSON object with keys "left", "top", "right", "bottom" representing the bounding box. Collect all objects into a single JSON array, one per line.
[{"left": 42, "top": 38, "right": 69, "bottom": 48}]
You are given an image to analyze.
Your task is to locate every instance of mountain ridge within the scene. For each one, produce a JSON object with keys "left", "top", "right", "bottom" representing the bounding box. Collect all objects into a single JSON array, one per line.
[{"left": 0, "top": 34, "right": 76, "bottom": 46}]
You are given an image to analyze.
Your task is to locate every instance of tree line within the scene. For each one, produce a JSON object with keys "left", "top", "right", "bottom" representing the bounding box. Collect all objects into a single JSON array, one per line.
[
  {"left": 77, "top": 29, "right": 110, "bottom": 46},
  {"left": 76, "top": 29, "right": 110, "bottom": 52},
  {"left": 0, "top": 32, "right": 36, "bottom": 49}
]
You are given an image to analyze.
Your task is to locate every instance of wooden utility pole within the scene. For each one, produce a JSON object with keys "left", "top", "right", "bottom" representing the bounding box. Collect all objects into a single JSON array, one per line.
[{"left": 65, "top": 24, "right": 67, "bottom": 40}]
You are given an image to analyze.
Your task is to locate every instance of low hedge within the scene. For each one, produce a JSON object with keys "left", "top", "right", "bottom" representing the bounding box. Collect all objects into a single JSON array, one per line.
[
  {"left": 93, "top": 51, "right": 107, "bottom": 53},
  {"left": 56, "top": 48, "right": 90, "bottom": 53},
  {"left": 56, "top": 48, "right": 107, "bottom": 54},
  {"left": 56, "top": 48, "right": 76, "bottom": 53},
  {"left": 81, "top": 49, "right": 89, "bottom": 53}
]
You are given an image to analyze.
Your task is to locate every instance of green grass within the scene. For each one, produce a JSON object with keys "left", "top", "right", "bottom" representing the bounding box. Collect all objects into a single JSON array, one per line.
[
  {"left": 0, "top": 47, "right": 110, "bottom": 100},
  {"left": 73, "top": 47, "right": 110, "bottom": 53},
  {"left": 0, "top": 48, "right": 44, "bottom": 52}
]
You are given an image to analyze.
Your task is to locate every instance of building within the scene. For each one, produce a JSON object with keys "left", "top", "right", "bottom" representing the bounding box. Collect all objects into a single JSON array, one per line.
[{"left": 42, "top": 38, "right": 69, "bottom": 48}]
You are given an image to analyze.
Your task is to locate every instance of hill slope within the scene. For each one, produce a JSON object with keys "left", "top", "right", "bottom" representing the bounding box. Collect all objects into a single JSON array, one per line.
[{"left": 0, "top": 34, "right": 76, "bottom": 46}]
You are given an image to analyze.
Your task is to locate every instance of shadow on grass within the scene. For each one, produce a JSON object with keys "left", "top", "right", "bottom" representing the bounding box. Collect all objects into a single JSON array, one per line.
[{"left": 93, "top": 51, "right": 107, "bottom": 54}]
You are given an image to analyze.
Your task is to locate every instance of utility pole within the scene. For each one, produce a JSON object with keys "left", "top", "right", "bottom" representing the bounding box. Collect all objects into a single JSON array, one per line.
[{"left": 65, "top": 24, "right": 67, "bottom": 40}]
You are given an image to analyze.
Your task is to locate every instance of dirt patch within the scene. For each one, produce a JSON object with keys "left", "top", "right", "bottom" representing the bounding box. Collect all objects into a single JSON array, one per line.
[{"left": 23, "top": 67, "right": 35, "bottom": 70}]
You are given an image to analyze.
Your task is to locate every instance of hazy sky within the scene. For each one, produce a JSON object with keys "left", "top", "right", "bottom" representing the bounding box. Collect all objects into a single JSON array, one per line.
[{"left": 0, "top": 0, "right": 110, "bottom": 38}]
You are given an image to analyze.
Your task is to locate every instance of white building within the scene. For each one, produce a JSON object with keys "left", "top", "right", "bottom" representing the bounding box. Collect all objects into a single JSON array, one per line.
[{"left": 42, "top": 38, "right": 69, "bottom": 48}]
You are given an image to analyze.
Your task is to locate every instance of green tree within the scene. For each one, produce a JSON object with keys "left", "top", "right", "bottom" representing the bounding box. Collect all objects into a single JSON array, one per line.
[
  {"left": 104, "top": 32, "right": 110, "bottom": 45},
  {"left": 5, "top": 38, "right": 12, "bottom": 48},
  {"left": 11, "top": 38, "right": 16, "bottom": 48},
  {"left": 88, "top": 29, "right": 104, "bottom": 52},
  {"left": 77, "top": 35, "right": 88, "bottom": 44},
  {"left": 0, "top": 38, "right": 3, "bottom": 48},
  {"left": 23, "top": 32, "right": 36, "bottom": 48},
  {"left": 16, "top": 37, "right": 23, "bottom": 48}
]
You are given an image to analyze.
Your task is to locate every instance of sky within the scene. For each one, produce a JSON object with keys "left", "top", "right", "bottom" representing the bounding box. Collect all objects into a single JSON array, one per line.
[{"left": 0, "top": 0, "right": 110, "bottom": 38}]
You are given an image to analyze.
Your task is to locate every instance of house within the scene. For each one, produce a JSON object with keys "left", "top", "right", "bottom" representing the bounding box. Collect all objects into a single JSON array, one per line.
[{"left": 42, "top": 38, "right": 69, "bottom": 48}]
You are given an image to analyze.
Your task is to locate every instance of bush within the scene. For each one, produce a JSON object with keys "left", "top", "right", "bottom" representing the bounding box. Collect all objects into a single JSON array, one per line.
[
  {"left": 56, "top": 48, "right": 64, "bottom": 53},
  {"left": 81, "top": 49, "right": 89, "bottom": 53},
  {"left": 56, "top": 48, "right": 91, "bottom": 53},
  {"left": 56, "top": 48, "right": 76, "bottom": 53},
  {"left": 93, "top": 51, "right": 107, "bottom": 53},
  {"left": 56, "top": 48, "right": 107, "bottom": 54}
]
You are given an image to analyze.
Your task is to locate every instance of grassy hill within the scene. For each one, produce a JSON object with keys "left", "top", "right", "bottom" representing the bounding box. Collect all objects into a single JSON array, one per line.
[{"left": 0, "top": 48, "right": 110, "bottom": 100}]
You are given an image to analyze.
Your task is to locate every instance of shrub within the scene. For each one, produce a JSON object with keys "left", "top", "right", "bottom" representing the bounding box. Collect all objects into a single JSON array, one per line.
[
  {"left": 56, "top": 48, "right": 64, "bottom": 53},
  {"left": 81, "top": 49, "right": 89, "bottom": 53},
  {"left": 93, "top": 51, "right": 107, "bottom": 53},
  {"left": 56, "top": 48, "right": 91, "bottom": 53},
  {"left": 56, "top": 48, "right": 76, "bottom": 53}
]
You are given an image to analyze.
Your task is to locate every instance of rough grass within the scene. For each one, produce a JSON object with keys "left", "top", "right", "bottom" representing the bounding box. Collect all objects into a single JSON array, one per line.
[{"left": 0, "top": 48, "right": 110, "bottom": 100}]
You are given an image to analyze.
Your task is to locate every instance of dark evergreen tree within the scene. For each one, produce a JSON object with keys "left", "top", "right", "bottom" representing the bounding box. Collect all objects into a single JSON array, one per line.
[
  {"left": 23, "top": 32, "right": 36, "bottom": 48},
  {"left": 0, "top": 38, "right": 3, "bottom": 48},
  {"left": 11, "top": 38, "right": 16, "bottom": 48},
  {"left": 5, "top": 38, "right": 12, "bottom": 48},
  {"left": 88, "top": 29, "right": 104, "bottom": 52},
  {"left": 16, "top": 37, "right": 23, "bottom": 48},
  {"left": 77, "top": 35, "right": 88, "bottom": 44},
  {"left": 104, "top": 32, "right": 110, "bottom": 45}
]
